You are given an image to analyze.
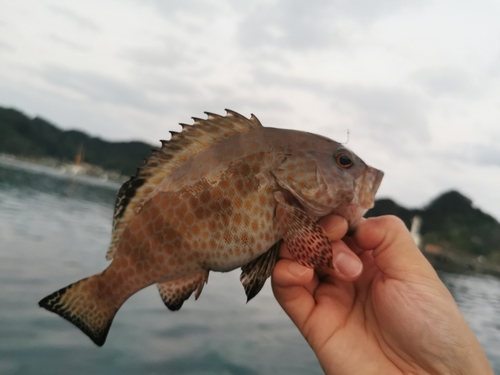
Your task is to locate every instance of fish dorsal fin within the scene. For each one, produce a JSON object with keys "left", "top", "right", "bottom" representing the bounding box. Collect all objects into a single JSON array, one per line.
[{"left": 106, "top": 110, "right": 263, "bottom": 260}]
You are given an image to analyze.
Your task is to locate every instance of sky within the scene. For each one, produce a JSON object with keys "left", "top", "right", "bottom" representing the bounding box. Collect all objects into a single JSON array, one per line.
[{"left": 1, "top": 0, "right": 500, "bottom": 219}]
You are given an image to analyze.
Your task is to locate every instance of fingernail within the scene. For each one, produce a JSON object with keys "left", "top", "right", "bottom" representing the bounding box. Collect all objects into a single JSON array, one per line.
[
  {"left": 288, "top": 262, "right": 309, "bottom": 277},
  {"left": 335, "top": 253, "right": 362, "bottom": 277}
]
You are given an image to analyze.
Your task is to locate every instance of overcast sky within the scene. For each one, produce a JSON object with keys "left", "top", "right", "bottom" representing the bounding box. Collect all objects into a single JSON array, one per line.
[{"left": 1, "top": 0, "right": 500, "bottom": 219}]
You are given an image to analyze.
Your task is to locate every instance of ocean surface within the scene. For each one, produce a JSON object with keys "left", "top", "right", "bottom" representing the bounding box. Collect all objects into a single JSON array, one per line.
[{"left": 0, "top": 156, "right": 499, "bottom": 375}]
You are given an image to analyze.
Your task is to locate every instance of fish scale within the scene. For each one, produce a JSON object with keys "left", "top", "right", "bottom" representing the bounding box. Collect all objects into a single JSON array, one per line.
[{"left": 39, "top": 109, "right": 383, "bottom": 346}]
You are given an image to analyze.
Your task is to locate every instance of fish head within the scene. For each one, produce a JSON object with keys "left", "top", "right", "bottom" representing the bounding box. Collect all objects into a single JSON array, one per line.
[{"left": 273, "top": 134, "right": 383, "bottom": 231}]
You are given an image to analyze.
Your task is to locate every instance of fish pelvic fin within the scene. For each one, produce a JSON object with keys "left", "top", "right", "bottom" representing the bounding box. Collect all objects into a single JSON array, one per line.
[
  {"left": 240, "top": 240, "right": 281, "bottom": 302},
  {"left": 157, "top": 271, "right": 209, "bottom": 311},
  {"left": 38, "top": 275, "right": 117, "bottom": 347}
]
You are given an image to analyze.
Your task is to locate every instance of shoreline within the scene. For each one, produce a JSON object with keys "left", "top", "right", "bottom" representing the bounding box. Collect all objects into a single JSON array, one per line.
[
  {"left": 0, "top": 153, "right": 127, "bottom": 183},
  {"left": 423, "top": 250, "right": 500, "bottom": 278}
]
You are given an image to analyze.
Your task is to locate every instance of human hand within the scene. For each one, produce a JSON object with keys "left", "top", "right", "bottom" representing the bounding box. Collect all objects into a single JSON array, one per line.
[{"left": 272, "top": 215, "right": 493, "bottom": 375}]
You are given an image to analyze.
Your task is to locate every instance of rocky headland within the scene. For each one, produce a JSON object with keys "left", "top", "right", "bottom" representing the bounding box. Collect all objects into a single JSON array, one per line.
[{"left": 366, "top": 191, "right": 500, "bottom": 277}]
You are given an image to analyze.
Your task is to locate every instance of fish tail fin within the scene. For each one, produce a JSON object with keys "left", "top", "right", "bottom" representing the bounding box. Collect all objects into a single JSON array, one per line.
[{"left": 38, "top": 274, "right": 117, "bottom": 346}]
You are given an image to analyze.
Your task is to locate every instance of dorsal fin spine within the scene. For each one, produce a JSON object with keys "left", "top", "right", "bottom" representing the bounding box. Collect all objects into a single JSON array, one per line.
[
  {"left": 204, "top": 112, "right": 223, "bottom": 121},
  {"left": 250, "top": 114, "right": 262, "bottom": 126},
  {"left": 225, "top": 109, "right": 247, "bottom": 121}
]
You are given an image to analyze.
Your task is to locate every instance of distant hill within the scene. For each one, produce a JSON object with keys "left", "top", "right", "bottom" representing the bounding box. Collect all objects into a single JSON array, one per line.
[
  {"left": 0, "top": 106, "right": 154, "bottom": 176},
  {"left": 366, "top": 191, "right": 500, "bottom": 257}
]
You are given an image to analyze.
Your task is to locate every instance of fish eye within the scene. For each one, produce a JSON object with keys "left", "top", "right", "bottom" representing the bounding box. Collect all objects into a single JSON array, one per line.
[{"left": 335, "top": 153, "right": 353, "bottom": 168}]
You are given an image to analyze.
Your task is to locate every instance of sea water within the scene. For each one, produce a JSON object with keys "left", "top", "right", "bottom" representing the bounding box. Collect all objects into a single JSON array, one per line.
[{"left": 0, "top": 157, "right": 499, "bottom": 374}]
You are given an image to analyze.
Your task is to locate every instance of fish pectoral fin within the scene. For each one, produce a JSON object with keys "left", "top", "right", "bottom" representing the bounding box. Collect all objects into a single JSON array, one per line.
[
  {"left": 157, "top": 271, "right": 209, "bottom": 311},
  {"left": 275, "top": 192, "right": 332, "bottom": 269},
  {"left": 240, "top": 240, "right": 281, "bottom": 303}
]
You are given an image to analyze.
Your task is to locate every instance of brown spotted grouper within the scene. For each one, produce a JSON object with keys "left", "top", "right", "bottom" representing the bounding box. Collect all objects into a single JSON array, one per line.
[{"left": 39, "top": 110, "right": 383, "bottom": 346}]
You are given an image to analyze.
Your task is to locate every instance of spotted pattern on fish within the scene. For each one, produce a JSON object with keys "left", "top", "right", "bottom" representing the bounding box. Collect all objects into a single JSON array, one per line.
[
  {"left": 275, "top": 191, "right": 333, "bottom": 268},
  {"left": 107, "top": 110, "right": 263, "bottom": 261},
  {"left": 38, "top": 110, "right": 384, "bottom": 346}
]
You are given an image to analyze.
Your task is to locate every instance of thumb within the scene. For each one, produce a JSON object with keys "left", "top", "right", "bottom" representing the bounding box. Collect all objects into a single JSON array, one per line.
[{"left": 351, "top": 215, "right": 438, "bottom": 280}]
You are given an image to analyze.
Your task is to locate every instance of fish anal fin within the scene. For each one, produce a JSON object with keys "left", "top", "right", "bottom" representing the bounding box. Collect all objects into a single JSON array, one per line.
[
  {"left": 157, "top": 271, "right": 209, "bottom": 311},
  {"left": 38, "top": 275, "right": 118, "bottom": 346},
  {"left": 275, "top": 191, "right": 333, "bottom": 269},
  {"left": 240, "top": 240, "right": 281, "bottom": 302}
]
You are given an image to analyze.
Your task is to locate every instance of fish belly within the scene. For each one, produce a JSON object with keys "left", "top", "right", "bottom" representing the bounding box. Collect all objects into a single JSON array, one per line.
[
  {"left": 195, "top": 191, "right": 281, "bottom": 272},
  {"left": 114, "top": 179, "right": 280, "bottom": 278}
]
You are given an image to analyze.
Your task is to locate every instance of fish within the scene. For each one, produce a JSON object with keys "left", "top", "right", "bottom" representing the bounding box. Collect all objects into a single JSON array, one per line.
[{"left": 38, "top": 110, "right": 383, "bottom": 346}]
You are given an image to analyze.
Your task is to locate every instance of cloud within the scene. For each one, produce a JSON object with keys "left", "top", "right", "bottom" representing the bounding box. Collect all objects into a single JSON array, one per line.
[
  {"left": 41, "top": 65, "right": 161, "bottom": 112},
  {"left": 431, "top": 133, "right": 500, "bottom": 170},
  {"left": 487, "top": 50, "right": 500, "bottom": 77},
  {"left": 250, "top": 68, "right": 327, "bottom": 92},
  {"left": 0, "top": 40, "right": 15, "bottom": 52},
  {"left": 48, "top": 5, "right": 100, "bottom": 32},
  {"left": 120, "top": 36, "right": 202, "bottom": 72},
  {"left": 238, "top": 0, "right": 344, "bottom": 51},
  {"left": 237, "top": 0, "right": 427, "bottom": 51},
  {"left": 474, "top": 145, "right": 500, "bottom": 167},
  {"left": 48, "top": 34, "right": 89, "bottom": 52},
  {"left": 413, "top": 66, "right": 480, "bottom": 98},
  {"left": 134, "top": 0, "right": 225, "bottom": 18},
  {"left": 140, "top": 75, "right": 202, "bottom": 98},
  {"left": 331, "top": 85, "right": 430, "bottom": 146}
]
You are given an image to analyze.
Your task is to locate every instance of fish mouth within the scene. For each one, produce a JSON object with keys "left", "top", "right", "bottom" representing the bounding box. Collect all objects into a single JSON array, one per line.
[
  {"left": 354, "top": 167, "right": 384, "bottom": 210},
  {"left": 345, "top": 167, "right": 384, "bottom": 234},
  {"left": 371, "top": 169, "right": 384, "bottom": 196}
]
